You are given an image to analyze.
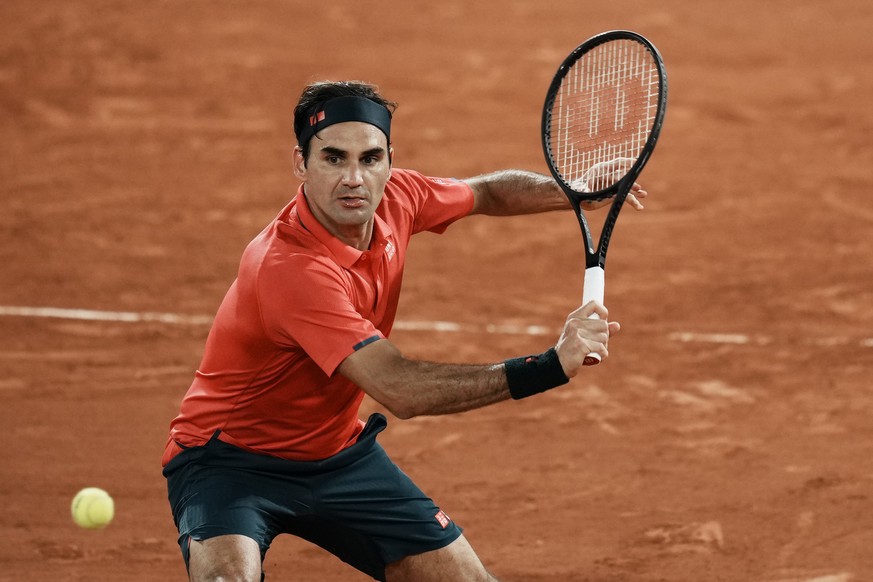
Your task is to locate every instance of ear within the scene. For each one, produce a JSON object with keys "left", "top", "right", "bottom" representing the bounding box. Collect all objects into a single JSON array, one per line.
[
  {"left": 388, "top": 146, "right": 394, "bottom": 169},
  {"left": 293, "top": 146, "right": 307, "bottom": 180}
]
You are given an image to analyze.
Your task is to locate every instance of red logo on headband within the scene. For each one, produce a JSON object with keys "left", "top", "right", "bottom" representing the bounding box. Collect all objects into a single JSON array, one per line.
[{"left": 309, "top": 111, "right": 326, "bottom": 126}]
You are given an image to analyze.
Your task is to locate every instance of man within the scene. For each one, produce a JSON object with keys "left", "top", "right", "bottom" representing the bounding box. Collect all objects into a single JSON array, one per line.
[{"left": 162, "top": 80, "right": 647, "bottom": 582}]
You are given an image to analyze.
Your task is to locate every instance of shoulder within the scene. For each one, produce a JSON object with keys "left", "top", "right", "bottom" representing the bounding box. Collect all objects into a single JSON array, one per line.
[
  {"left": 241, "top": 217, "right": 346, "bottom": 289},
  {"left": 386, "top": 168, "right": 465, "bottom": 195},
  {"left": 383, "top": 168, "right": 471, "bottom": 210}
]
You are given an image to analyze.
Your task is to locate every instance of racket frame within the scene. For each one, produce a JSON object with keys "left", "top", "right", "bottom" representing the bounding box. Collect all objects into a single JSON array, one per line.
[{"left": 541, "top": 29, "right": 668, "bottom": 272}]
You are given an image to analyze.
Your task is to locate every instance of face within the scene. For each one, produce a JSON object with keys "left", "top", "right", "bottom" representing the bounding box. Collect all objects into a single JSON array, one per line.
[{"left": 293, "top": 122, "right": 392, "bottom": 250}]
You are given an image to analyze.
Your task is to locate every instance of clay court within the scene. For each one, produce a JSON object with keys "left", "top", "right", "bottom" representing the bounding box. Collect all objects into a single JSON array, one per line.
[{"left": 2, "top": 1, "right": 872, "bottom": 580}]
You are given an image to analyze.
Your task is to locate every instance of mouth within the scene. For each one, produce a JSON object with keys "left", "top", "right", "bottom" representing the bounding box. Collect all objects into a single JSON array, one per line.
[{"left": 337, "top": 194, "right": 368, "bottom": 209}]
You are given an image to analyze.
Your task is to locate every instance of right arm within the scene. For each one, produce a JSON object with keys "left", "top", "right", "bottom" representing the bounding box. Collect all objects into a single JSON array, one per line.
[{"left": 338, "top": 302, "right": 618, "bottom": 419}]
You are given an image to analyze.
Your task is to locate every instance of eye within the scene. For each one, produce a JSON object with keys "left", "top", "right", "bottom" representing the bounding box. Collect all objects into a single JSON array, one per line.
[{"left": 326, "top": 155, "right": 341, "bottom": 164}]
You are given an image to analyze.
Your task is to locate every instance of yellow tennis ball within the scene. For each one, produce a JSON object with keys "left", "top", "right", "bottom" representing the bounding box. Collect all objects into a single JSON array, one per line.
[{"left": 71, "top": 487, "right": 114, "bottom": 529}]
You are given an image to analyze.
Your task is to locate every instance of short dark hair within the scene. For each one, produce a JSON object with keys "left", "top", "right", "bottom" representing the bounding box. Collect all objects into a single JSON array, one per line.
[{"left": 294, "top": 81, "right": 397, "bottom": 161}]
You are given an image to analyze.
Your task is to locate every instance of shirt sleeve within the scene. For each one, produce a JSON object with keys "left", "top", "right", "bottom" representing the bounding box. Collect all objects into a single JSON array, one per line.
[
  {"left": 390, "top": 169, "right": 475, "bottom": 234},
  {"left": 257, "top": 254, "right": 384, "bottom": 377}
]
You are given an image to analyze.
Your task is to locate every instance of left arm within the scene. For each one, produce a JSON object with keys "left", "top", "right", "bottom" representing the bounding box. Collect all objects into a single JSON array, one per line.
[
  {"left": 464, "top": 170, "right": 569, "bottom": 216},
  {"left": 463, "top": 169, "right": 648, "bottom": 217}
]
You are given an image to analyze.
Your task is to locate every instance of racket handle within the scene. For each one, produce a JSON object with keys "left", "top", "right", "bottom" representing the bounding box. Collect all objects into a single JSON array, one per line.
[{"left": 582, "top": 266, "right": 605, "bottom": 366}]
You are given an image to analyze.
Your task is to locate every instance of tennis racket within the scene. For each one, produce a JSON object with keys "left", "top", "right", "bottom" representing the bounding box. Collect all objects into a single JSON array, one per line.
[{"left": 542, "top": 30, "right": 668, "bottom": 365}]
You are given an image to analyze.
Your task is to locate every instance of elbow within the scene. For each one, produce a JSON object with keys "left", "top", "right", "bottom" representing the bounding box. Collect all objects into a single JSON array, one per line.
[
  {"left": 373, "top": 390, "right": 423, "bottom": 420},
  {"left": 381, "top": 398, "right": 420, "bottom": 420},
  {"left": 390, "top": 407, "right": 417, "bottom": 420},
  {"left": 342, "top": 344, "right": 428, "bottom": 420}
]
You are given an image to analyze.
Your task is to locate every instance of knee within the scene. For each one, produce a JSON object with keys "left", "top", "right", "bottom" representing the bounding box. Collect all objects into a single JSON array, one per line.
[
  {"left": 187, "top": 535, "right": 263, "bottom": 582},
  {"left": 189, "top": 567, "right": 262, "bottom": 582},
  {"left": 189, "top": 566, "right": 262, "bottom": 582}
]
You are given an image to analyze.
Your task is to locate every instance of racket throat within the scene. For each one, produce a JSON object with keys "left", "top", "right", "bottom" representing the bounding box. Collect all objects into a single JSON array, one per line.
[{"left": 574, "top": 207, "right": 596, "bottom": 251}]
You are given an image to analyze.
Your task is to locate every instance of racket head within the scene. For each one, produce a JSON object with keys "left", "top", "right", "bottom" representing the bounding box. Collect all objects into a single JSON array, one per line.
[{"left": 542, "top": 30, "right": 668, "bottom": 204}]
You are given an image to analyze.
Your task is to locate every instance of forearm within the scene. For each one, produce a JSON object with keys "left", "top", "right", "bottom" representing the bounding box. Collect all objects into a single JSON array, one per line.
[
  {"left": 464, "top": 170, "right": 570, "bottom": 216},
  {"left": 339, "top": 340, "right": 512, "bottom": 418},
  {"left": 377, "top": 358, "right": 511, "bottom": 418},
  {"left": 339, "top": 310, "right": 610, "bottom": 418}
]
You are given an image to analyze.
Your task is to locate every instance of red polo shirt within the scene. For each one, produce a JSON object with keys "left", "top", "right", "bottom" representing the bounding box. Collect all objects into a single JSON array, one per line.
[{"left": 162, "top": 169, "right": 474, "bottom": 464}]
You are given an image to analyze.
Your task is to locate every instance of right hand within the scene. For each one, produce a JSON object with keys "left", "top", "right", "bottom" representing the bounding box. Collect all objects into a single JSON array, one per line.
[{"left": 554, "top": 301, "right": 621, "bottom": 377}]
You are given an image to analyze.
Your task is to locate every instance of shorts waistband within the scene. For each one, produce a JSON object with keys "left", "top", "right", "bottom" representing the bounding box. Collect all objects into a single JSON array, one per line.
[{"left": 163, "top": 413, "right": 388, "bottom": 477}]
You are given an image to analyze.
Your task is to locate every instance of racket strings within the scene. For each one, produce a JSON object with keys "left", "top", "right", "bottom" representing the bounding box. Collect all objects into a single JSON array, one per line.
[{"left": 550, "top": 39, "right": 660, "bottom": 193}]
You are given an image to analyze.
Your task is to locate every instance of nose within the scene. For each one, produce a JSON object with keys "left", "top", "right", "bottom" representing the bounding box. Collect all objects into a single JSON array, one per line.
[{"left": 342, "top": 162, "right": 364, "bottom": 187}]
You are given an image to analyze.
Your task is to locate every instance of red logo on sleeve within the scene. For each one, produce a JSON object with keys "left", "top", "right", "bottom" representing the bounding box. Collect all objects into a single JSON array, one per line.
[{"left": 435, "top": 510, "right": 451, "bottom": 529}]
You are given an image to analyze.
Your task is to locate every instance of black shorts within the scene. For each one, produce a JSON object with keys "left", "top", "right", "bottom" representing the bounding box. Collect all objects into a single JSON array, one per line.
[{"left": 162, "top": 414, "right": 463, "bottom": 581}]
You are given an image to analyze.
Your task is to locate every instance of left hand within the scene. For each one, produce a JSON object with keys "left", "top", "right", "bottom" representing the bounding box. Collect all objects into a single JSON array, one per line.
[
  {"left": 580, "top": 181, "right": 648, "bottom": 211},
  {"left": 573, "top": 157, "right": 649, "bottom": 212}
]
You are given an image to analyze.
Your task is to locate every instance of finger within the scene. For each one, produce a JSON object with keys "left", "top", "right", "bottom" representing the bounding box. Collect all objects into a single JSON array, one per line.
[
  {"left": 578, "top": 327, "right": 610, "bottom": 347},
  {"left": 579, "top": 333, "right": 608, "bottom": 361},
  {"left": 631, "top": 185, "right": 648, "bottom": 198},
  {"left": 635, "top": 185, "right": 648, "bottom": 196},
  {"left": 625, "top": 193, "right": 644, "bottom": 211},
  {"left": 607, "top": 321, "right": 621, "bottom": 336},
  {"left": 616, "top": 157, "right": 635, "bottom": 170},
  {"left": 571, "top": 300, "right": 608, "bottom": 321}
]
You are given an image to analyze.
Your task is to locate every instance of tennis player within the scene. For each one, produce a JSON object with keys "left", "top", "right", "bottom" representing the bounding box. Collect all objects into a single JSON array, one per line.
[{"left": 161, "top": 80, "right": 647, "bottom": 582}]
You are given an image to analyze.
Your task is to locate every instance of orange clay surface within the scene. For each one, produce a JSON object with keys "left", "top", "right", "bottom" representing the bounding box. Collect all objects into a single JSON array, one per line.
[{"left": 2, "top": 1, "right": 872, "bottom": 580}]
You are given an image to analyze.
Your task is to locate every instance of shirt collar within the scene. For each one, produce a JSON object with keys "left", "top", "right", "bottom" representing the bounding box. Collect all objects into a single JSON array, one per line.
[{"left": 291, "top": 184, "right": 393, "bottom": 269}]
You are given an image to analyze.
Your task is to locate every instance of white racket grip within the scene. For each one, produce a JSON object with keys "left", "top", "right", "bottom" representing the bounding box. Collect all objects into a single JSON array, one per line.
[{"left": 582, "top": 266, "right": 605, "bottom": 366}]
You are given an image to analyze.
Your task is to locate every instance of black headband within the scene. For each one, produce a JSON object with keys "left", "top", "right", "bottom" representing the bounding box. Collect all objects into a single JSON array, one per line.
[{"left": 296, "top": 96, "right": 392, "bottom": 149}]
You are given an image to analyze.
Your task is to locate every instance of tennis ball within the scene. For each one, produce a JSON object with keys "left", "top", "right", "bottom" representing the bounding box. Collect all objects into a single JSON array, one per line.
[{"left": 71, "top": 487, "right": 114, "bottom": 529}]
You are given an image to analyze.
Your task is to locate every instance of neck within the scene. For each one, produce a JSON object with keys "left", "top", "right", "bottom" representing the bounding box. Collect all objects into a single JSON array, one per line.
[{"left": 338, "top": 222, "right": 373, "bottom": 251}]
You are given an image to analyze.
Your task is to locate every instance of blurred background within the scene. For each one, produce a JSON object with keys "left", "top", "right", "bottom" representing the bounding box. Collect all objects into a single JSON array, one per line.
[{"left": 1, "top": 1, "right": 871, "bottom": 580}]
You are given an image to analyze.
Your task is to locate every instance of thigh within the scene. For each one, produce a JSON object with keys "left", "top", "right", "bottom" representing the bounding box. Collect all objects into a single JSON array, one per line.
[
  {"left": 165, "top": 451, "right": 310, "bottom": 571},
  {"left": 385, "top": 534, "right": 498, "bottom": 582},
  {"left": 189, "top": 534, "right": 262, "bottom": 582},
  {"left": 313, "top": 443, "right": 463, "bottom": 574}
]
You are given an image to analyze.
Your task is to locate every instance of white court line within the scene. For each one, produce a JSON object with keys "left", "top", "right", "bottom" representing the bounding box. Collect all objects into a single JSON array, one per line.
[
  {"left": 0, "top": 305, "right": 557, "bottom": 336},
  {"left": 1, "top": 306, "right": 872, "bottom": 346},
  {"left": 0, "top": 307, "right": 588, "bottom": 338},
  {"left": 668, "top": 332, "right": 766, "bottom": 345},
  {"left": 669, "top": 331, "right": 873, "bottom": 349},
  {"left": 0, "top": 306, "right": 213, "bottom": 325}
]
